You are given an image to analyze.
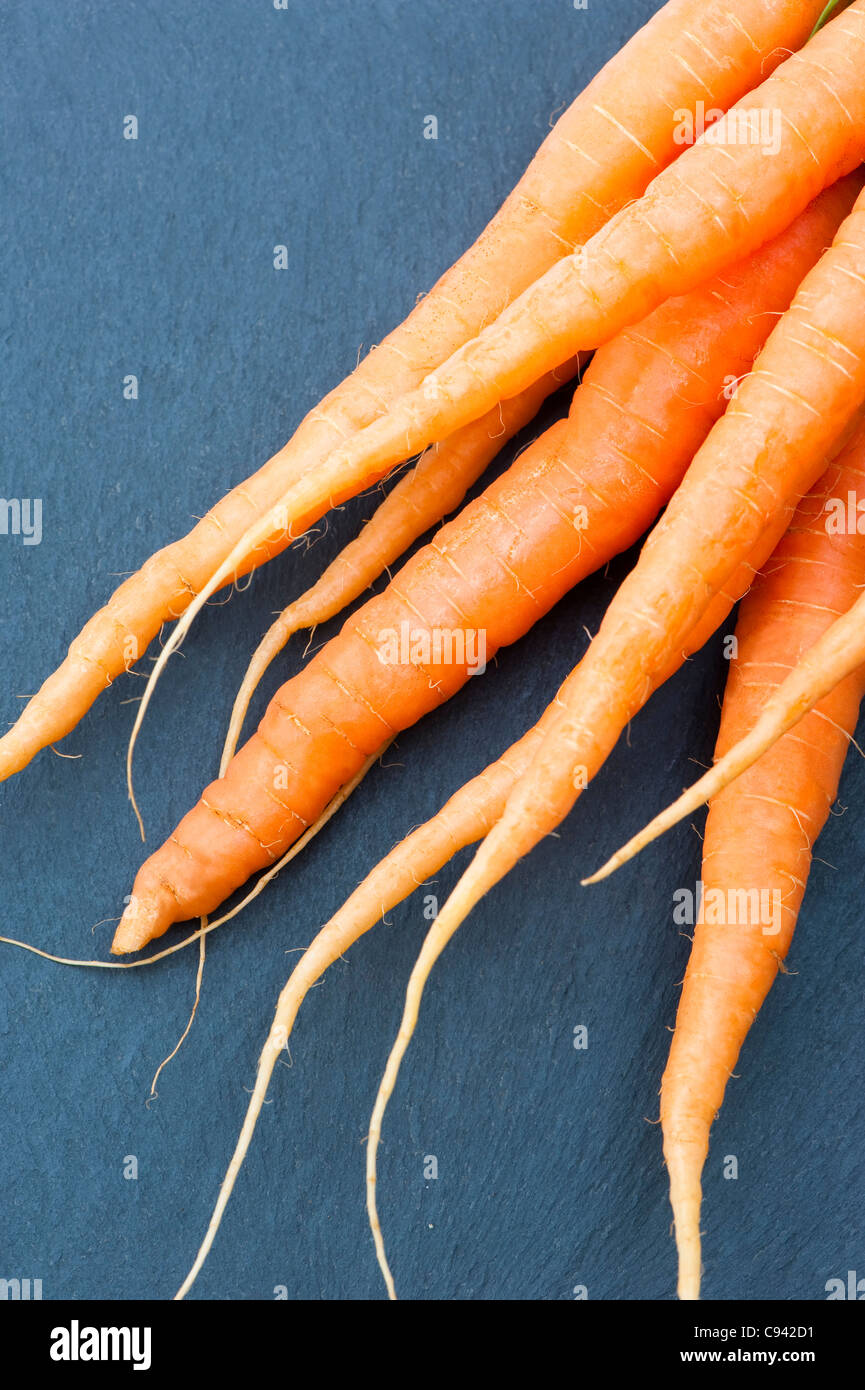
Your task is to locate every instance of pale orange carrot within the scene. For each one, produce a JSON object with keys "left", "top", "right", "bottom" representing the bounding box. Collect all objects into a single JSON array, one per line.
[
  {"left": 219, "top": 361, "right": 581, "bottom": 772},
  {"left": 361, "top": 177, "right": 865, "bottom": 1294},
  {"left": 111, "top": 180, "right": 858, "bottom": 955},
  {"left": 1, "top": 0, "right": 815, "bottom": 783},
  {"left": 586, "top": 435, "right": 865, "bottom": 879},
  {"left": 660, "top": 435, "right": 865, "bottom": 1300},
  {"left": 123, "top": 5, "right": 865, "bottom": 790}
]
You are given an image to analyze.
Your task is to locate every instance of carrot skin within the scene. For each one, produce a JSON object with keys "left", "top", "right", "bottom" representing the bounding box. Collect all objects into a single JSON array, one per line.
[
  {"left": 219, "top": 362, "right": 582, "bottom": 771},
  {"left": 450, "top": 180, "right": 865, "bottom": 931},
  {"left": 109, "top": 187, "right": 857, "bottom": 951},
  {"left": 269, "top": 6, "right": 865, "bottom": 530},
  {"left": 140, "top": 0, "right": 865, "bottom": 758},
  {"left": 355, "top": 183, "right": 865, "bottom": 1205},
  {"left": 266, "top": 513, "right": 800, "bottom": 981},
  {"left": 171, "top": 497, "right": 801, "bottom": 1301},
  {"left": 290, "top": 364, "right": 580, "bottom": 632},
  {"left": 0, "top": 0, "right": 830, "bottom": 780},
  {"left": 586, "top": 423, "right": 865, "bottom": 880},
  {"left": 662, "top": 434, "right": 865, "bottom": 1300}
]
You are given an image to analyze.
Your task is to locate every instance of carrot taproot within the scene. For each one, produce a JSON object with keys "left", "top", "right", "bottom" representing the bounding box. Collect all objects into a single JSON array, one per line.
[
  {"left": 122, "top": 3, "right": 865, "bottom": 793},
  {"left": 219, "top": 360, "right": 580, "bottom": 773},
  {"left": 0, "top": 0, "right": 812, "bottom": 786},
  {"left": 173, "top": 496, "right": 802, "bottom": 1299},
  {"left": 359, "top": 505, "right": 803, "bottom": 1295},
  {"left": 0, "top": 746, "right": 386, "bottom": 975},
  {"left": 586, "top": 454, "right": 865, "bottom": 879},
  {"left": 430, "top": 178, "right": 865, "bottom": 955},
  {"left": 360, "top": 177, "right": 865, "bottom": 1293},
  {"left": 660, "top": 437, "right": 865, "bottom": 1300},
  {"left": 101, "top": 380, "right": 576, "bottom": 1078},
  {"left": 109, "top": 182, "right": 856, "bottom": 955}
]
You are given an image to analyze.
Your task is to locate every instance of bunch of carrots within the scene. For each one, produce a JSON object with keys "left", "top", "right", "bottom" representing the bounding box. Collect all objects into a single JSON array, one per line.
[{"left": 5, "top": 0, "right": 865, "bottom": 1300}]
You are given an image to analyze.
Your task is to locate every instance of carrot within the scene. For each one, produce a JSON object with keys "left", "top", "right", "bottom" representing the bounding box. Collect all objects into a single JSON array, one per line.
[
  {"left": 429, "top": 178, "right": 865, "bottom": 946},
  {"left": 360, "top": 176, "right": 865, "bottom": 1292},
  {"left": 0, "top": 747, "right": 385, "bottom": 975},
  {"left": 170, "top": 374, "right": 571, "bottom": 1088},
  {"left": 109, "top": 183, "right": 853, "bottom": 955},
  {"left": 0, "top": 0, "right": 810, "bottom": 784},
  {"left": 358, "top": 508, "right": 802, "bottom": 1294},
  {"left": 219, "top": 361, "right": 581, "bottom": 772},
  {"left": 587, "top": 471, "right": 865, "bottom": 880},
  {"left": 173, "top": 496, "right": 803, "bottom": 1298},
  {"left": 122, "top": 2, "right": 865, "bottom": 790},
  {"left": 660, "top": 439, "right": 865, "bottom": 1300}
]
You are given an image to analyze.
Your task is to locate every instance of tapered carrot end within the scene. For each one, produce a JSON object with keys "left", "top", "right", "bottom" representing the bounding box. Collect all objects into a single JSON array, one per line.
[
  {"left": 667, "top": 1153, "right": 703, "bottom": 1301},
  {"left": 583, "top": 812, "right": 679, "bottom": 884},
  {"left": 111, "top": 893, "right": 172, "bottom": 955},
  {"left": 0, "top": 732, "right": 28, "bottom": 783}
]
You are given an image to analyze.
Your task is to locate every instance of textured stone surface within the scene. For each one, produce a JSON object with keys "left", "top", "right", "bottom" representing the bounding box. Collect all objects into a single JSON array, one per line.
[{"left": 1, "top": 0, "right": 862, "bottom": 1301}]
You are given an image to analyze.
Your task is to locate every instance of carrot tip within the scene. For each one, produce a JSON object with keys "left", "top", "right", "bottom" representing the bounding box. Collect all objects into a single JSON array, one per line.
[{"left": 111, "top": 894, "right": 165, "bottom": 955}]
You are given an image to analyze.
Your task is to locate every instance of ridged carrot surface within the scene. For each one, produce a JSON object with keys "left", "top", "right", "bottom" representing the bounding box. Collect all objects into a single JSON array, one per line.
[
  {"left": 356, "top": 183, "right": 865, "bottom": 1291},
  {"left": 109, "top": 184, "right": 855, "bottom": 951},
  {"left": 662, "top": 430, "right": 865, "bottom": 1299},
  {"left": 0, "top": 0, "right": 827, "bottom": 780}
]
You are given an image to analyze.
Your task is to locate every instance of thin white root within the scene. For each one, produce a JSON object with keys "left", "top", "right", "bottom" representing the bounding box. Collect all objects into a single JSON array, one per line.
[
  {"left": 174, "top": 975, "right": 300, "bottom": 1300},
  {"left": 148, "top": 919, "right": 207, "bottom": 1100},
  {"left": 220, "top": 608, "right": 299, "bottom": 775},
  {"left": 366, "top": 877, "right": 478, "bottom": 1299},
  {"left": 126, "top": 459, "right": 363, "bottom": 834},
  {"left": 0, "top": 745, "right": 387, "bottom": 971},
  {"left": 176, "top": 805, "right": 411, "bottom": 1297}
]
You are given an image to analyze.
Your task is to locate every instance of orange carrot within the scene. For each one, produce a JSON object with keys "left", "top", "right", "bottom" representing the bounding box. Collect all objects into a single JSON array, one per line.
[
  {"left": 660, "top": 438, "right": 865, "bottom": 1300},
  {"left": 219, "top": 361, "right": 581, "bottom": 772},
  {"left": 173, "top": 498, "right": 803, "bottom": 1298},
  {"left": 627, "top": 570, "right": 865, "bottom": 863},
  {"left": 0, "top": 0, "right": 812, "bottom": 783},
  {"left": 110, "top": 183, "right": 854, "bottom": 954},
  {"left": 426, "top": 179, "right": 865, "bottom": 958},
  {"left": 360, "top": 177, "right": 865, "bottom": 1292},
  {"left": 587, "top": 433, "right": 865, "bottom": 876},
  {"left": 123, "top": 4, "right": 865, "bottom": 785}
]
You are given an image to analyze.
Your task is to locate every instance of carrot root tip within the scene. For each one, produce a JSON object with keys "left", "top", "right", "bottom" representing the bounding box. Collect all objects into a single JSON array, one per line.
[{"left": 111, "top": 895, "right": 166, "bottom": 955}]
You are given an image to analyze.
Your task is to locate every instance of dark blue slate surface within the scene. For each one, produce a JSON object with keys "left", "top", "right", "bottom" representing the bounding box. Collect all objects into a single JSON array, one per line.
[{"left": 1, "top": 0, "right": 862, "bottom": 1302}]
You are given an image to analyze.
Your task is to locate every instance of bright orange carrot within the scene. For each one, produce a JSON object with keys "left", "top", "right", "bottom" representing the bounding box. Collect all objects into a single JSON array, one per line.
[
  {"left": 110, "top": 183, "right": 854, "bottom": 955},
  {"left": 315, "top": 0, "right": 865, "bottom": 486},
  {"left": 173, "top": 498, "right": 803, "bottom": 1299},
  {"left": 660, "top": 438, "right": 865, "bottom": 1301},
  {"left": 1, "top": 0, "right": 813, "bottom": 784},
  {"left": 587, "top": 437, "right": 865, "bottom": 876},
  {"left": 360, "top": 177, "right": 865, "bottom": 1292},
  {"left": 425, "top": 180, "right": 865, "bottom": 956},
  {"left": 122, "top": 4, "right": 865, "bottom": 784},
  {"left": 625, "top": 571, "right": 865, "bottom": 865},
  {"left": 219, "top": 361, "right": 581, "bottom": 772}
]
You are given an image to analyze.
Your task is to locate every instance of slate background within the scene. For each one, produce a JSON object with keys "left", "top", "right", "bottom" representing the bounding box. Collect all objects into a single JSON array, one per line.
[{"left": 1, "top": 0, "right": 862, "bottom": 1303}]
